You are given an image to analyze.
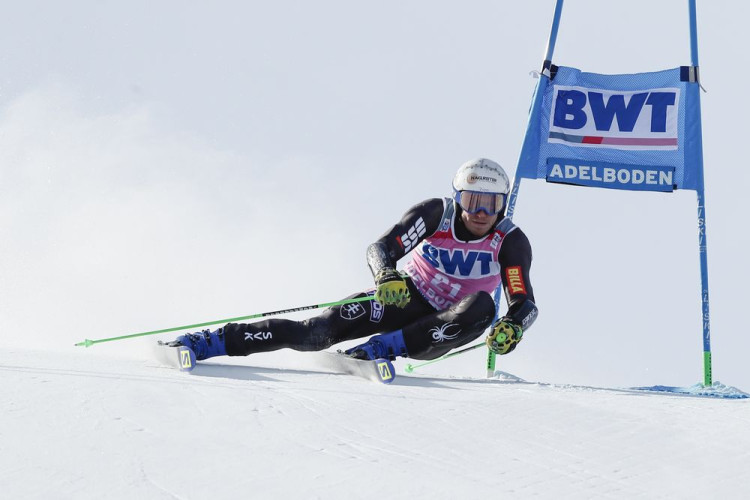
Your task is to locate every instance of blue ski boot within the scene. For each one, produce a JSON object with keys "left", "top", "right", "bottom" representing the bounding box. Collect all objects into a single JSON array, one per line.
[
  {"left": 345, "top": 330, "right": 408, "bottom": 361},
  {"left": 170, "top": 328, "right": 227, "bottom": 360}
]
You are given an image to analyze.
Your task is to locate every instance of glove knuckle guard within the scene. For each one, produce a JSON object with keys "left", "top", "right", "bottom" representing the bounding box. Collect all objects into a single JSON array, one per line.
[
  {"left": 487, "top": 320, "right": 522, "bottom": 355},
  {"left": 374, "top": 269, "right": 411, "bottom": 307}
]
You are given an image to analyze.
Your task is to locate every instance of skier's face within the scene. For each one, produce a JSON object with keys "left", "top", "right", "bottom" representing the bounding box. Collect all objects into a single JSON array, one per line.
[{"left": 461, "top": 209, "right": 498, "bottom": 237}]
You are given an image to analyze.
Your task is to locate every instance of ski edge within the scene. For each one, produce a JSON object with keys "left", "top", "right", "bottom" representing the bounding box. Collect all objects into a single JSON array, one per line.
[{"left": 316, "top": 351, "right": 396, "bottom": 384}]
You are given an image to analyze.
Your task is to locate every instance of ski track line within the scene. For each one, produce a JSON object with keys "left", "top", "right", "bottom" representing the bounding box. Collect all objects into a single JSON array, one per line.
[
  {"left": 205, "top": 372, "right": 493, "bottom": 493},
  {"left": 137, "top": 462, "right": 183, "bottom": 500}
]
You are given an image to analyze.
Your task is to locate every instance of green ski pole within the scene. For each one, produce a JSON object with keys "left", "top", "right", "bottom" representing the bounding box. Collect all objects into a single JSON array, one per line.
[
  {"left": 74, "top": 295, "right": 377, "bottom": 348},
  {"left": 486, "top": 350, "right": 497, "bottom": 378},
  {"left": 404, "top": 342, "right": 485, "bottom": 373}
]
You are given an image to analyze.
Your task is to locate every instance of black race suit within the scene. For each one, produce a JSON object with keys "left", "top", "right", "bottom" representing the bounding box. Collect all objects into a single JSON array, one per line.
[{"left": 224, "top": 198, "right": 537, "bottom": 360}]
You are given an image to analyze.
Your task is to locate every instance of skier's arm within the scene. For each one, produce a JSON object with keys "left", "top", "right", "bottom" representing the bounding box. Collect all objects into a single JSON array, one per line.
[
  {"left": 366, "top": 198, "right": 444, "bottom": 278},
  {"left": 498, "top": 229, "right": 538, "bottom": 331}
]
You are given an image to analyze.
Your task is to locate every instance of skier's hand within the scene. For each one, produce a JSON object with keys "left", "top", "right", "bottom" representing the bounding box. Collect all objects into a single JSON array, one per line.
[
  {"left": 374, "top": 268, "right": 411, "bottom": 308},
  {"left": 486, "top": 319, "right": 523, "bottom": 355}
]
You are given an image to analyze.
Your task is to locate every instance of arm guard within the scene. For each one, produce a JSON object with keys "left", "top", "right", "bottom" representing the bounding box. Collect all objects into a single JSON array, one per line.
[
  {"left": 504, "top": 299, "right": 538, "bottom": 331},
  {"left": 499, "top": 228, "right": 539, "bottom": 331},
  {"left": 366, "top": 198, "right": 444, "bottom": 278}
]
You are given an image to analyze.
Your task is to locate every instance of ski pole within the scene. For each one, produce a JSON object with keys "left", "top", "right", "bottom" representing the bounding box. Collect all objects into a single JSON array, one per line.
[
  {"left": 404, "top": 342, "right": 486, "bottom": 373},
  {"left": 74, "top": 295, "right": 377, "bottom": 348}
]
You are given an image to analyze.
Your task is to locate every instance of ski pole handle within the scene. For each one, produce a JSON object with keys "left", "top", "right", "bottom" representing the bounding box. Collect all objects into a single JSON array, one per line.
[
  {"left": 404, "top": 342, "right": 485, "bottom": 373},
  {"left": 75, "top": 295, "right": 377, "bottom": 347}
]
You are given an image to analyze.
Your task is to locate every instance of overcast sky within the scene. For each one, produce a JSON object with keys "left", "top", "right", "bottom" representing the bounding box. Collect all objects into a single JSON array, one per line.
[{"left": 1, "top": 0, "right": 747, "bottom": 390}]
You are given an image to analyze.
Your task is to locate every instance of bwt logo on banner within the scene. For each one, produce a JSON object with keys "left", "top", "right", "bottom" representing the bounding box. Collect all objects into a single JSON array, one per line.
[{"left": 549, "top": 85, "right": 680, "bottom": 150}]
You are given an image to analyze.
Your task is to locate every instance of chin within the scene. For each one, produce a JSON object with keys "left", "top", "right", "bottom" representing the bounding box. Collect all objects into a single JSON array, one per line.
[{"left": 469, "top": 225, "right": 490, "bottom": 237}]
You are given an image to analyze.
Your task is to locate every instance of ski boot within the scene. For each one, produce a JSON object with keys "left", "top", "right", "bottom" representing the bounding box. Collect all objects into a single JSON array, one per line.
[
  {"left": 170, "top": 328, "right": 227, "bottom": 360},
  {"left": 345, "top": 330, "right": 408, "bottom": 361}
]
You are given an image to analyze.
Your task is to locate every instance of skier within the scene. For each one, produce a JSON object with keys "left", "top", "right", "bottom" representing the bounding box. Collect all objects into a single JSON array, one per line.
[{"left": 171, "top": 158, "right": 538, "bottom": 363}]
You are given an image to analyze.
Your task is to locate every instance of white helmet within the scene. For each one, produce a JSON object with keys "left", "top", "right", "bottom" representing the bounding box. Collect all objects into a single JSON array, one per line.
[{"left": 452, "top": 158, "right": 510, "bottom": 215}]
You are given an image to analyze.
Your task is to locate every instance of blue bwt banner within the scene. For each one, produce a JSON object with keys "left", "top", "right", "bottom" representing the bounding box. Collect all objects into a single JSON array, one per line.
[
  {"left": 499, "top": 0, "right": 716, "bottom": 388},
  {"left": 516, "top": 66, "right": 703, "bottom": 192}
]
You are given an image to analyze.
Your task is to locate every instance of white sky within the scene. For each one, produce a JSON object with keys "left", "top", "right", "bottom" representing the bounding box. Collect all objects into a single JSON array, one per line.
[{"left": 1, "top": 0, "right": 747, "bottom": 390}]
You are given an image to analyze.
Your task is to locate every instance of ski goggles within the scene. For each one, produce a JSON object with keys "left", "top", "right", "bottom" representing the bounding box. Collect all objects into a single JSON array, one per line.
[{"left": 454, "top": 190, "right": 506, "bottom": 215}]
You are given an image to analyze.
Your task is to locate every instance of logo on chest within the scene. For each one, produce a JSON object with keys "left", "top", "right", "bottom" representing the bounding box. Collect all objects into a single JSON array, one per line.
[{"left": 421, "top": 243, "right": 495, "bottom": 277}]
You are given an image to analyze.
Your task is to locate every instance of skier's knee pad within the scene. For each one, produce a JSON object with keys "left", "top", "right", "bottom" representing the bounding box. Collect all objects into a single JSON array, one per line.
[{"left": 297, "top": 316, "right": 337, "bottom": 351}]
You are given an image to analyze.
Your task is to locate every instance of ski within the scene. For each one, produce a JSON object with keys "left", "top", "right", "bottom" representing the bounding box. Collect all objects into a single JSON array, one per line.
[
  {"left": 153, "top": 341, "right": 197, "bottom": 372},
  {"left": 152, "top": 341, "right": 395, "bottom": 384},
  {"left": 315, "top": 351, "right": 396, "bottom": 384}
]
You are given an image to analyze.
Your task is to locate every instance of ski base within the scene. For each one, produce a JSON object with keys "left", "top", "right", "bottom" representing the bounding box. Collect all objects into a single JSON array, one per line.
[
  {"left": 153, "top": 341, "right": 197, "bottom": 372},
  {"left": 316, "top": 351, "right": 396, "bottom": 384}
]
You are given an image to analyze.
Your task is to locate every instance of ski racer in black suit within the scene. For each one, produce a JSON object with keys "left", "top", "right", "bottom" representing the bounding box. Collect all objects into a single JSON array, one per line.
[{"left": 172, "top": 158, "right": 538, "bottom": 362}]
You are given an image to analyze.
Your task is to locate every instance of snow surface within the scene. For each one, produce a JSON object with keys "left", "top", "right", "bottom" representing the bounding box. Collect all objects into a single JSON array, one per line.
[{"left": 3, "top": 347, "right": 749, "bottom": 499}]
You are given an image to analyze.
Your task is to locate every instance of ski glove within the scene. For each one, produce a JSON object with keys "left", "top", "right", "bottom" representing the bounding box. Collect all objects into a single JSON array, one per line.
[
  {"left": 374, "top": 268, "right": 411, "bottom": 308},
  {"left": 486, "top": 319, "right": 523, "bottom": 355}
]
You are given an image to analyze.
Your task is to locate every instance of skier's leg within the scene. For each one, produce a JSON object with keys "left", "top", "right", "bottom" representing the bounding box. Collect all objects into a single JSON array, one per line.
[
  {"left": 218, "top": 289, "right": 433, "bottom": 358},
  {"left": 177, "top": 315, "right": 350, "bottom": 360}
]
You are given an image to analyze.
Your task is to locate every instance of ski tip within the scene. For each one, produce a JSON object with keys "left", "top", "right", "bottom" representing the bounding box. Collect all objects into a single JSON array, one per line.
[
  {"left": 153, "top": 341, "right": 197, "bottom": 372},
  {"left": 175, "top": 346, "right": 197, "bottom": 372},
  {"left": 374, "top": 358, "right": 396, "bottom": 384}
]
